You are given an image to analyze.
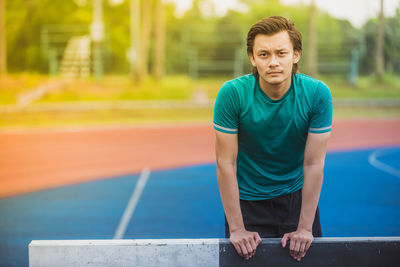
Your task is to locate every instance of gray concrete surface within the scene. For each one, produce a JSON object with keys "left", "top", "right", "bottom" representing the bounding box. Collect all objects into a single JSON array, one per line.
[{"left": 29, "top": 239, "right": 219, "bottom": 267}]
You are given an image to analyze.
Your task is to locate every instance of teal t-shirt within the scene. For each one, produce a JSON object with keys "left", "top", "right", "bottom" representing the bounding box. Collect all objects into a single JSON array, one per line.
[{"left": 213, "top": 73, "right": 333, "bottom": 200}]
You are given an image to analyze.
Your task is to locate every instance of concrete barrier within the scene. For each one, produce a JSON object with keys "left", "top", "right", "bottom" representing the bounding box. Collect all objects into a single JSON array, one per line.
[{"left": 29, "top": 237, "right": 400, "bottom": 267}]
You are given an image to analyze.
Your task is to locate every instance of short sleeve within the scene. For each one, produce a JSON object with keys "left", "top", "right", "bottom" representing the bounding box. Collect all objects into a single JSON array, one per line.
[
  {"left": 213, "top": 82, "right": 240, "bottom": 134},
  {"left": 309, "top": 81, "right": 333, "bottom": 133}
]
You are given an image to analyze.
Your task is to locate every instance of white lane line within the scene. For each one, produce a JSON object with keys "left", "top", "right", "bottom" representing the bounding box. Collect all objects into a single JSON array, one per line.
[
  {"left": 113, "top": 168, "right": 151, "bottom": 239},
  {"left": 368, "top": 148, "right": 400, "bottom": 178}
]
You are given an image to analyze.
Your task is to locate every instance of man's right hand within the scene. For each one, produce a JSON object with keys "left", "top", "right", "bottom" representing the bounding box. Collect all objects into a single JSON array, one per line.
[{"left": 230, "top": 229, "right": 262, "bottom": 260}]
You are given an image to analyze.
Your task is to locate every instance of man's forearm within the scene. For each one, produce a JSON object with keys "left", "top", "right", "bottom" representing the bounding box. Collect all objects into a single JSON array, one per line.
[
  {"left": 216, "top": 163, "right": 244, "bottom": 232},
  {"left": 297, "top": 163, "right": 324, "bottom": 231}
]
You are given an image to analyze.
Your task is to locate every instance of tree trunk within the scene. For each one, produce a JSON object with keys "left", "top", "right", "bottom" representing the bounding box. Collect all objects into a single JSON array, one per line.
[
  {"left": 130, "top": 0, "right": 140, "bottom": 81},
  {"left": 137, "top": 0, "right": 151, "bottom": 81},
  {"left": 0, "top": 0, "right": 7, "bottom": 76},
  {"left": 376, "top": 0, "right": 384, "bottom": 81},
  {"left": 307, "top": 0, "right": 317, "bottom": 77},
  {"left": 152, "top": 0, "right": 164, "bottom": 80}
]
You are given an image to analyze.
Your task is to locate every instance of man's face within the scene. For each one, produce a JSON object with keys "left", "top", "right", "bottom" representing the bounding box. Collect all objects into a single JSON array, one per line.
[{"left": 249, "top": 31, "right": 300, "bottom": 87}]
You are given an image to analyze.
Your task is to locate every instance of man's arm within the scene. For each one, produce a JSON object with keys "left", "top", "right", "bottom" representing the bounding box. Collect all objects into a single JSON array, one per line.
[
  {"left": 299, "top": 131, "right": 330, "bottom": 231},
  {"left": 215, "top": 130, "right": 261, "bottom": 260},
  {"left": 281, "top": 131, "right": 330, "bottom": 261}
]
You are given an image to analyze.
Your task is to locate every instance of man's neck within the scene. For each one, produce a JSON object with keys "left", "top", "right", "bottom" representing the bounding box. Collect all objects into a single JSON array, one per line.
[{"left": 259, "top": 76, "right": 292, "bottom": 100}]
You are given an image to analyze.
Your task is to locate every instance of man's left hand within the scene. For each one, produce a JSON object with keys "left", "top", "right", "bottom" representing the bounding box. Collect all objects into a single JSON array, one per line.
[{"left": 281, "top": 228, "right": 313, "bottom": 261}]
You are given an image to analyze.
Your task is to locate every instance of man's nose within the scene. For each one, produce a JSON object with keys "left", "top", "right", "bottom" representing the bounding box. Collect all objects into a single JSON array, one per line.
[{"left": 268, "top": 55, "right": 279, "bottom": 67}]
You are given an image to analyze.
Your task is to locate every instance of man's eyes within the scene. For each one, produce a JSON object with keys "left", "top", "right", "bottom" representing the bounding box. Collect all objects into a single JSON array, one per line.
[{"left": 258, "top": 51, "right": 287, "bottom": 57}]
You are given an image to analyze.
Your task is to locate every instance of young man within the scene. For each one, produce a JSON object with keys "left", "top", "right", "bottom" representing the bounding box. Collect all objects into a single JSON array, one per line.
[{"left": 213, "top": 16, "right": 332, "bottom": 262}]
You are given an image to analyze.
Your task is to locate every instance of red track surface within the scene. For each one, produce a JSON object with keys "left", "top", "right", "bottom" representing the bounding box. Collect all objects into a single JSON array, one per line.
[{"left": 1, "top": 119, "right": 399, "bottom": 198}]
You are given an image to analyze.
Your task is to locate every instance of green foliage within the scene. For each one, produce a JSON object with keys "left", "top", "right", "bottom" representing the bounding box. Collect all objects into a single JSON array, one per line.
[
  {"left": 6, "top": 0, "right": 91, "bottom": 72},
  {"left": 3, "top": 0, "right": 400, "bottom": 77},
  {"left": 164, "top": 2, "right": 186, "bottom": 74},
  {"left": 360, "top": 10, "right": 400, "bottom": 75}
]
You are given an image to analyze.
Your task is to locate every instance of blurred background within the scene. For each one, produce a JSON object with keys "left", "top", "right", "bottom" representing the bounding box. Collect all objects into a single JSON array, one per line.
[
  {"left": 0, "top": 0, "right": 399, "bottom": 127},
  {"left": 1, "top": 1, "right": 400, "bottom": 266}
]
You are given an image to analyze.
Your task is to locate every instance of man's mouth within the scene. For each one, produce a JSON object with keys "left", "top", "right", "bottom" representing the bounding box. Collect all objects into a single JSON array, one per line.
[{"left": 267, "top": 71, "right": 282, "bottom": 75}]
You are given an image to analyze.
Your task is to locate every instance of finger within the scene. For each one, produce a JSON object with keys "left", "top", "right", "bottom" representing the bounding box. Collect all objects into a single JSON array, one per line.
[
  {"left": 297, "top": 243, "right": 306, "bottom": 260},
  {"left": 248, "top": 238, "right": 257, "bottom": 258},
  {"left": 301, "top": 240, "right": 312, "bottom": 257},
  {"left": 233, "top": 243, "right": 243, "bottom": 257},
  {"left": 245, "top": 240, "right": 253, "bottom": 253},
  {"left": 250, "top": 250, "right": 256, "bottom": 258},
  {"left": 294, "top": 248, "right": 303, "bottom": 261},
  {"left": 249, "top": 235, "right": 257, "bottom": 251},
  {"left": 290, "top": 250, "right": 301, "bottom": 261},
  {"left": 239, "top": 243, "right": 249, "bottom": 259},
  {"left": 281, "top": 233, "right": 289, "bottom": 248},
  {"left": 291, "top": 239, "right": 301, "bottom": 260},
  {"left": 294, "top": 239, "right": 301, "bottom": 253},
  {"left": 254, "top": 233, "right": 262, "bottom": 246},
  {"left": 299, "top": 241, "right": 307, "bottom": 254},
  {"left": 245, "top": 241, "right": 254, "bottom": 258},
  {"left": 290, "top": 249, "right": 295, "bottom": 259},
  {"left": 289, "top": 237, "right": 296, "bottom": 252},
  {"left": 305, "top": 240, "right": 312, "bottom": 252}
]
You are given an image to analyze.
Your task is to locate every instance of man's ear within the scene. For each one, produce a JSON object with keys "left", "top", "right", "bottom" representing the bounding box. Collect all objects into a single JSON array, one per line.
[
  {"left": 293, "top": 50, "right": 301, "bottom": 64},
  {"left": 249, "top": 53, "right": 256, "bottom": 67}
]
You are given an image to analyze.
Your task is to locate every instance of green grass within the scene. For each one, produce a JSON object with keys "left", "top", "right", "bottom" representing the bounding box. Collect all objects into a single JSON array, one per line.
[
  {"left": 2, "top": 74, "right": 400, "bottom": 105},
  {"left": 202, "top": 74, "right": 400, "bottom": 100},
  {"left": 0, "top": 73, "right": 62, "bottom": 104},
  {"left": 37, "top": 75, "right": 196, "bottom": 103},
  {"left": 0, "top": 73, "right": 399, "bottom": 130},
  {"left": 323, "top": 74, "right": 400, "bottom": 99},
  {"left": 0, "top": 75, "right": 196, "bottom": 104},
  {"left": 0, "top": 106, "right": 398, "bottom": 130},
  {"left": 332, "top": 107, "right": 400, "bottom": 119}
]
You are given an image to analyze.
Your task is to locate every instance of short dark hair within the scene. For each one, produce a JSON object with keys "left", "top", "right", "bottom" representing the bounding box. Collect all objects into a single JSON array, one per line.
[{"left": 246, "top": 16, "right": 302, "bottom": 77}]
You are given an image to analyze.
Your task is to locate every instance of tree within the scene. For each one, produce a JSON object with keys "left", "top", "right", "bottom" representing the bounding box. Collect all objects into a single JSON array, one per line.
[
  {"left": 137, "top": 0, "right": 151, "bottom": 81},
  {"left": 306, "top": 0, "right": 317, "bottom": 76},
  {"left": 0, "top": 0, "right": 7, "bottom": 76},
  {"left": 152, "top": 0, "right": 164, "bottom": 80},
  {"left": 384, "top": 9, "right": 400, "bottom": 74},
  {"left": 130, "top": 0, "right": 140, "bottom": 79},
  {"left": 376, "top": 0, "right": 384, "bottom": 80}
]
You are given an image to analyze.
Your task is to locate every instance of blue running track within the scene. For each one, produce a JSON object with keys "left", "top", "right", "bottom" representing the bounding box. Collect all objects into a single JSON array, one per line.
[{"left": 0, "top": 146, "right": 399, "bottom": 266}]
